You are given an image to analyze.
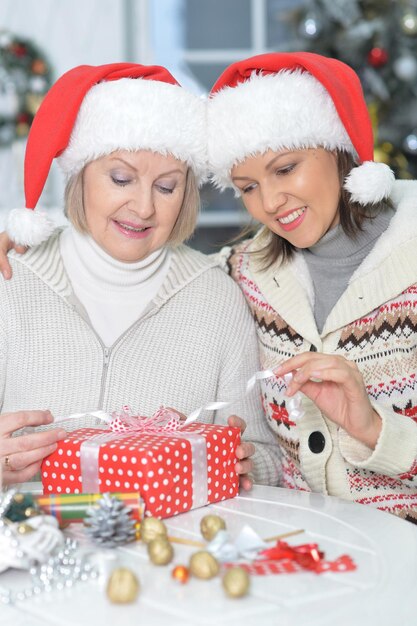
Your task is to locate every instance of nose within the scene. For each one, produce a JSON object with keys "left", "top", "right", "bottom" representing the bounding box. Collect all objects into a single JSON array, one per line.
[
  {"left": 128, "top": 187, "right": 155, "bottom": 220},
  {"left": 261, "top": 187, "right": 287, "bottom": 214}
]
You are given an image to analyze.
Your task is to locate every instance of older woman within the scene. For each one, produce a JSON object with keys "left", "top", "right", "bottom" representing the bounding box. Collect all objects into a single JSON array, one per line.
[{"left": 0, "top": 62, "right": 280, "bottom": 488}]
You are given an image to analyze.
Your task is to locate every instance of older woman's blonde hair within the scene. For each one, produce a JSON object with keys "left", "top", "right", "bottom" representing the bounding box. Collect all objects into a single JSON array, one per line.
[{"left": 64, "top": 166, "right": 200, "bottom": 246}]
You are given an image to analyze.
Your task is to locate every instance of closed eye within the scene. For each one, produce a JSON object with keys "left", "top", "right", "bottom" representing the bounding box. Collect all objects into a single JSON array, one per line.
[
  {"left": 276, "top": 164, "right": 295, "bottom": 176},
  {"left": 241, "top": 183, "right": 257, "bottom": 194},
  {"left": 111, "top": 176, "right": 131, "bottom": 186},
  {"left": 156, "top": 185, "right": 175, "bottom": 194}
]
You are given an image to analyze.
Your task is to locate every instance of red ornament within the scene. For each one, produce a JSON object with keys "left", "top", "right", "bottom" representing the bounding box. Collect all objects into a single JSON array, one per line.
[
  {"left": 10, "top": 42, "right": 27, "bottom": 57},
  {"left": 367, "top": 47, "right": 388, "bottom": 68}
]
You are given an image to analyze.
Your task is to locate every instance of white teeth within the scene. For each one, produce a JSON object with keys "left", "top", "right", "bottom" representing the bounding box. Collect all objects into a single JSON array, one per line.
[
  {"left": 278, "top": 207, "right": 306, "bottom": 225},
  {"left": 119, "top": 223, "right": 147, "bottom": 232}
]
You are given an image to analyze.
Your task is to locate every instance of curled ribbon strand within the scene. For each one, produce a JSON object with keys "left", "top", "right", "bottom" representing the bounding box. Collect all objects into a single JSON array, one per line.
[{"left": 55, "top": 368, "right": 305, "bottom": 427}]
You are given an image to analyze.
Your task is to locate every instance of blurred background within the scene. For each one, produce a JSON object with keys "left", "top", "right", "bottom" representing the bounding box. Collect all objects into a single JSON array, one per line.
[{"left": 0, "top": 0, "right": 416, "bottom": 252}]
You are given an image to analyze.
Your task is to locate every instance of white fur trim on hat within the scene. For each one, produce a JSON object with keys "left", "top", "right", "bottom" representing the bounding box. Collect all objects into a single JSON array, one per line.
[
  {"left": 208, "top": 70, "right": 356, "bottom": 190},
  {"left": 344, "top": 161, "right": 395, "bottom": 204},
  {"left": 58, "top": 78, "right": 207, "bottom": 181},
  {"left": 6, "top": 208, "right": 55, "bottom": 247}
]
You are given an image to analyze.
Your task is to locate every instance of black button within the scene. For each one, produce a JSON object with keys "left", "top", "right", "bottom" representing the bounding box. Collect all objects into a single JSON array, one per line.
[{"left": 308, "top": 431, "right": 325, "bottom": 454}]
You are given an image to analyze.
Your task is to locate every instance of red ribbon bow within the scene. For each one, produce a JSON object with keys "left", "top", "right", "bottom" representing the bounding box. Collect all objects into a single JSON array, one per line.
[{"left": 245, "top": 540, "right": 356, "bottom": 575}]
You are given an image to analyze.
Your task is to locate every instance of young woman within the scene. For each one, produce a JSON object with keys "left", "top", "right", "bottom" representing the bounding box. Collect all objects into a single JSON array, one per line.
[
  {"left": 207, "top": 52, "right": 417, "bottom": 521},
  {"left": 0, "top": 62, "right": 281, "bottom": 488}
]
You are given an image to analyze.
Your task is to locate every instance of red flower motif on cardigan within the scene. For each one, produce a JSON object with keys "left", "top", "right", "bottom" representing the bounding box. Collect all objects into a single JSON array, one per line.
[
  {"left": 269, "top": 401, "right": 296, "bottom": 428},
  {"left": 394, "top": 400, "right": 417, "bottom": 423}
]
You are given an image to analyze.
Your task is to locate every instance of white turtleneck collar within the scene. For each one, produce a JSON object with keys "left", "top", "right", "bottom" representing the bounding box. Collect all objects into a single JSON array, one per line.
[{"left": 60, "top": 226, "right": 171, "bottom": 346}]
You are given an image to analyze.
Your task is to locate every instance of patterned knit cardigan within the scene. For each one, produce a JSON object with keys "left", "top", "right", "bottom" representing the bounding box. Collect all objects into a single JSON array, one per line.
[{"left": 223, "top": 180, "right": 417, "bottom": 522}]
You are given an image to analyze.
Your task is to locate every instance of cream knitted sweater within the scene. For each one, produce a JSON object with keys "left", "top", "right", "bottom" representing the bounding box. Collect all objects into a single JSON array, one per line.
[
  {"left": 223, "top": 180, "right": 417, "bottom": 521},
  {"left": 0, "top": 232, "right": 281, "bottom": 486}
]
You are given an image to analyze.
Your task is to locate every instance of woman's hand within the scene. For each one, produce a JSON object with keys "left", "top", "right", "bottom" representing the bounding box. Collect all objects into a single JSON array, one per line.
[
  {"left": 276, "top": 353, "right": 382, "bottom": 449},
  {"left": 0, "top": 231, "right": 26, "bottom": 279},
  {"left": 227, "top": 414, "right": 255, "bottom": 491},
  {"left": 0, "top": 410, "right": 67, "bottom": 484}
]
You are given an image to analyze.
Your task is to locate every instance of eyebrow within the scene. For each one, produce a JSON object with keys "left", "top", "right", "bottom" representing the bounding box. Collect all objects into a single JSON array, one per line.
[
  {"left": 232, "top": 151, "right": 296, "bottom": 181},
  {"left": 265, "top": 152, "right": 293, "bottom": 170},
  {"left": 109, "top": 157, "right": 186, "bottom": 177}
]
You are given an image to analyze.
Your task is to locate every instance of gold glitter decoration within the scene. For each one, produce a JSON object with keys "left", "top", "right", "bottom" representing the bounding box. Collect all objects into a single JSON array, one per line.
[
  {"left": 147, "top": 537, "right": 174, "bottom": 565},
  {"left": 222, "top": 566, "right": 250, "bottom": 598},
  {"left": 140, "top": 517, "right": 167, "bottom": 544},
  {"left": 189, "top": 551, "right": 219, "bottom": 579},
  {"left": 200, "top": 514, "right": 226, "bottom": 541},
  {"left": 106, "top": 567, "right": 140, "bottom": 604}
]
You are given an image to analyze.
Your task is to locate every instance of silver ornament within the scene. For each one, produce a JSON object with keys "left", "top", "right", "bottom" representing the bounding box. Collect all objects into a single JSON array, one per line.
[
  {"left": 298, "top": 12, "right": 323, "bottom": 40},
  {"left": 403, "top": 132, "right": 417, "bottom": 155},
  {"left": 84, "top": 493, "right": 136, "bottom": 548},
  {"left": 0, "top": 537, "right": 98, "bottom": 605},
  {"left": 393, "top": 55, "right": 417, "bottom": 82},
  {"left": 401, "top": 12, "right": 417, "bottom": 36}
]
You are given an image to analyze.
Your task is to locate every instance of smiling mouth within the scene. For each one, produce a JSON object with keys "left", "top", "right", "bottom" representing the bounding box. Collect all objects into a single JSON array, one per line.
[
  {"left": 116, "top": 221, "right": 149, "bottom": 232},
  {"left": 277, "top": 207, "right": 306, "bottom": 225}
]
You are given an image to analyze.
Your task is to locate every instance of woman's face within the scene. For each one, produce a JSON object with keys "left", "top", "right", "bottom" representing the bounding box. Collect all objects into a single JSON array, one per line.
[
  {"left": 231, "top": 148, "right": 341, "bottom": 248},
  {"left": 83, "top": 150, "right": 187, "bottom": 262}
]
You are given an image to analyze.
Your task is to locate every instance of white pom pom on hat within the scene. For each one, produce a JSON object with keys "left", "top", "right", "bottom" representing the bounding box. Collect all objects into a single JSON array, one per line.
[
  {"left": 207, "top": 51, "right": 394, "bottom": 205},
  {"left": 7, "top": 63, "right": 207, "bottom": 247}
]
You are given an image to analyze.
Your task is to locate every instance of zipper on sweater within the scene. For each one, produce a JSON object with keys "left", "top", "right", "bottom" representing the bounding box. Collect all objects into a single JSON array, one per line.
[{"left": 97, "top": 346, "right": 111, "bottom": 410}]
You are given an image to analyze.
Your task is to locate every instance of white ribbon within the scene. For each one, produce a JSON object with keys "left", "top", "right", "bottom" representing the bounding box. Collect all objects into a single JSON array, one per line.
[
  {"left": 54, "top": 368, "right": 304, "bottom": 430},
  {"left": 185, "top": 369, "right": 276, "bottom": 424},
  {"left": 207, "top": 525, "right": 267, "bottom": 563},
  {"left": 283, "top": 373, "right": 305, "bottom": 421}
]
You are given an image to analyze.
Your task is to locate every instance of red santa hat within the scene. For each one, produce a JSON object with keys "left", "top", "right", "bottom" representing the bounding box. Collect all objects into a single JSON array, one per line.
[
  {"left": 208, "top": 51, "right": 394, "bottom": 205},
  {"left": 7, "top": 63, "right": 207, "bottom": 246}
]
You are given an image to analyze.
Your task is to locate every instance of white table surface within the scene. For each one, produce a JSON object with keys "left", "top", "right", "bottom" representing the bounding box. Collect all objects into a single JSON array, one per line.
[{"left": 1, "top": 484, "right": 417, "bottom": 626}]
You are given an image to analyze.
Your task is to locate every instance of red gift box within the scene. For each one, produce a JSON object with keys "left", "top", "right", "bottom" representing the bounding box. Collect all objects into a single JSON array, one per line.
[{"left": 41, "top": 422, "right": 240, "bottom": 518}]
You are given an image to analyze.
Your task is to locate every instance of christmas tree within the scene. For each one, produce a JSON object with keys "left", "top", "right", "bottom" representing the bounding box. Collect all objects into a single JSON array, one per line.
[{"left": 288, "top": 0, "right": 417, "bottom": 177}]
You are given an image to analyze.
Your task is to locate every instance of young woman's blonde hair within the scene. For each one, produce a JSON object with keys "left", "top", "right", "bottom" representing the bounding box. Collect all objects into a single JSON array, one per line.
[{"left": 64, "top": 167, "right": 200, "bottom": 246}]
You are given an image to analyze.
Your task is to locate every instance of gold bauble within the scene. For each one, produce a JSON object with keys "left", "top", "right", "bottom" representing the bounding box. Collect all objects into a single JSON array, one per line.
[
  {"left": 17, "top": 522, "right": 35, "bottom": 535},
  {"left": 106, "top": 567, "right": 140, "bottom": 604},
  {"left": 24, "top": 507, "right": 38, "bottom": 518},
  {"left": 200, "top": 514, "right": 226, "bottom": 541},
  {"left": 189, "top": 551, "right": 219, "bottom": 579},
  {"left": 147, "top": 537, "right": 174, "bottom": 565},
  {"left": 140, "top": 517, "right": 167, "bottom": 544},
  {"left": 222, "top": 567, "right": 250, "bottom": 598},
  {"left": 26, "top": 93, "right": 44, "bottom": 116},
  {"left": 373, "top": 145, "right": 391, "bottom": 166},
  {"left": 16, "top": 122, "right": 29, "bottom": 137},
  {"left": 13, "top": 493, "right": 25, "bottom": 504}
]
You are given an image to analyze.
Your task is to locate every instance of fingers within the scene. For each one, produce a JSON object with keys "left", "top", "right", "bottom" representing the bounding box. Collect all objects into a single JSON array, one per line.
[
  {"left": 5, "top": 427, "right": 67, "bottom": 456},
  {"left": 236, "top": 442, "right": 255, "bottom": 461},
  {"left": 2, "top": 460, "right": 43, "bottom": 485},
  {"left": 227, "top": 414, "right": 247, "bottom": 433},
  {"left": 0, "top": 410, "right": 55, "bottom": 436},
  {"left": 276, "top": 353, "right": 357, "bottom": 378},
  {"left": 287, "top": 359, "right": 361, "bottom": 397},
  {"left": 15, "top": 244, "right": 28, "bottom": 255},
  {"left": 3, "top": 441, "right": 59, "bottom": 472},
  {"left": 239, "top": 475, "right": 253, "bottom": 492},
  {"left": 0, "top": 231, "right": 20, "bottom": 280},
  {"left": 235, "top": 443, "right": 254, "bottom": 477}
]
